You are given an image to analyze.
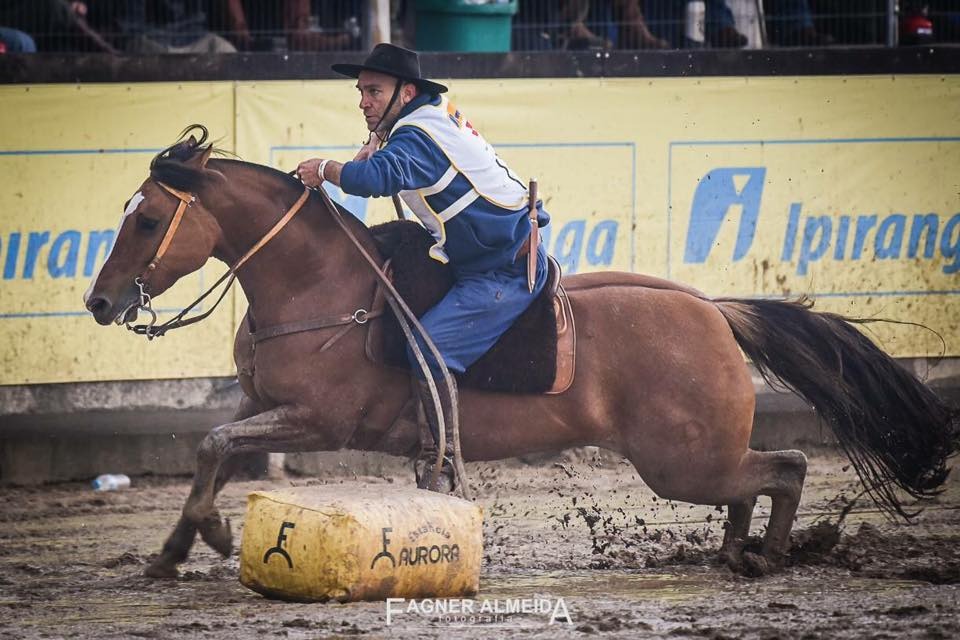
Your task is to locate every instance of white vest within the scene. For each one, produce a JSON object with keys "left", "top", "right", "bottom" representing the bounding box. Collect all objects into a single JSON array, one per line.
[{"left": 392, "top": 96, "right": 528, "bottom": 263}]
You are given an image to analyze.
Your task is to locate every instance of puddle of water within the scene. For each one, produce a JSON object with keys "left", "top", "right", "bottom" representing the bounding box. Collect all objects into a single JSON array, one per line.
[
  {"left": 481, "top": 570, "right": 929, "bottom": 603},
  {"left": 12, "top": 598, "right": 173, "bottom": 627},
  {"left": 763, "top": 577, "right": 928, "bottom": 596},
  {"left": 481, "top": 570, "right": 715, "bottom": 602}
]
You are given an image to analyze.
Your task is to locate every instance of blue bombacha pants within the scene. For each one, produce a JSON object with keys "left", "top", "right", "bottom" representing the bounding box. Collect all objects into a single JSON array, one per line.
[{"left": 407, "top": 244, "right": 549, "bottom": 380}]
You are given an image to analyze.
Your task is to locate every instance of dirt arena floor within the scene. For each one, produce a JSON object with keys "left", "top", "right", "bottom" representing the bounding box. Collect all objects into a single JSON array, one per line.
[{"left": 1, "top": 449, "right": 958, "bottom": 639}]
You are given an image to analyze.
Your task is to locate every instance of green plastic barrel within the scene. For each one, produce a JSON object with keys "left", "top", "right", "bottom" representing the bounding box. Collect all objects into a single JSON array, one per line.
[{"left": 415, "top": 0, "right": 518, "bottom": 52}]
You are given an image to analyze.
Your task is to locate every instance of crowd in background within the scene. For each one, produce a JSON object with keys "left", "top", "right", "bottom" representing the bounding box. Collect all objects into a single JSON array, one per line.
[
  {"left": 0, "top": 0, "right": 957, "bottom": 54},
  {"left": 0, "top": 0, "right": 365, "bottom": 54},
  {"left": 515, "top": 0, "right": 958, "bottom": 49}
]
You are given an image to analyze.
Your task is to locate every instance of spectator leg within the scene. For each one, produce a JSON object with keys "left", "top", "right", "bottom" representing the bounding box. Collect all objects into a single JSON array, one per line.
[{"left": 706, "top": 0, "right": 749, "bottom": 47}]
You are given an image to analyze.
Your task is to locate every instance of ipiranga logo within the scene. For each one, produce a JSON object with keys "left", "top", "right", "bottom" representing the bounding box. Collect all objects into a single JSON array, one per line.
[
  {"left": 682, "top": 166, "right": 960, "bottom": 277},
  {"left": 684, "top": 167, "right": 766, "bottom": 265}
]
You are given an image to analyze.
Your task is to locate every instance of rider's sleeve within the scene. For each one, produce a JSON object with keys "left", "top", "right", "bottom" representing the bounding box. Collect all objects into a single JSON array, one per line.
[{"left": 339, "top": 126, "right": 447, "bottom": 198}]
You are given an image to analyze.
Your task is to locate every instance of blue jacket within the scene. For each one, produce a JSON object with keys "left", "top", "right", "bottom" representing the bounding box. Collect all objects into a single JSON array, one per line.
[{"left": 340, "top": 93, "right": 549, "bottom": 275}]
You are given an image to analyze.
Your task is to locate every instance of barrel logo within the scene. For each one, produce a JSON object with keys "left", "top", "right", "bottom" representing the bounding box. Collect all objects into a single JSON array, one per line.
[
  {"left": 371, "top": 526, "right": 460, "bottom": 571},
  {"left": 263, "top": 521, "right": 296, "bottom": 569}
]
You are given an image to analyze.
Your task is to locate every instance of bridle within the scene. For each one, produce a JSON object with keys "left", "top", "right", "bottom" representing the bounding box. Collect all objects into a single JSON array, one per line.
[
  {"left": 122, "top": 181, "right": 194, "bottom": 334},
  {"left": 125, "top": 181, "right": 310, "bottom": 339}
]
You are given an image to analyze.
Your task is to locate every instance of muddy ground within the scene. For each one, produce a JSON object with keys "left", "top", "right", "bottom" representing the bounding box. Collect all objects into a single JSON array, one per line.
[{"left": 1, "top": 450, "right": 958, "bottom": 639}]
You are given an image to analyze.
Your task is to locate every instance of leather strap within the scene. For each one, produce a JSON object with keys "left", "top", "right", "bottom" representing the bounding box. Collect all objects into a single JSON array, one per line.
[
  {"left": 233, "top": 188, "right": 311, "bottom": 273},
  {"left": 391, "top": 194, "right": 406, "bottom": 221},
  {"left": 146, "top": 182, "right": 194, "bottom": 280},
  {"left": 252, "top": 309, "right": 384, "bottom": 345},
  {"left": 527, "top": 179, "right": 539, "bottom": 293}
]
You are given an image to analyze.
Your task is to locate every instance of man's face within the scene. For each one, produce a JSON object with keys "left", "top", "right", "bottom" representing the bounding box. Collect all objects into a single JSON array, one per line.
[{"left": 356, "top": 70, "right": 415, "bottom": 133}]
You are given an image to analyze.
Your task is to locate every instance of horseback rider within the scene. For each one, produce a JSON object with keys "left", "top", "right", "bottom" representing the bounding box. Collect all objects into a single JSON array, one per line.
[{"left": 297, "top": 43, "right": 550, "bottom": 493}]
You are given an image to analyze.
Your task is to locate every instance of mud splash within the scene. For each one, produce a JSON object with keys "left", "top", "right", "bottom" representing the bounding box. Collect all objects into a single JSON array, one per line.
[{"left": 1, "top": 453, "right": 959, "bottom": 639}]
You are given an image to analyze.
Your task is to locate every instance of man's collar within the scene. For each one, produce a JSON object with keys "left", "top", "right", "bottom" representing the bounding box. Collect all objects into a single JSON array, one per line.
[
  {"left": 399, "top": 92, "right": 440, "bottom": 118},
  {"left": 382, "top": 92, "right": 440, "bottom": 141}
]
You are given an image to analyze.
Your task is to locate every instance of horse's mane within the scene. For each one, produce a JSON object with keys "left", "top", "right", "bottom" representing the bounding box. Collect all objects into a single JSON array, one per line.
[
  {"left": 150, "top": 124, "right": 302, "bottom": 194},
  {"left": 150, "top": 124, "right": 372, "bottom": 253}
]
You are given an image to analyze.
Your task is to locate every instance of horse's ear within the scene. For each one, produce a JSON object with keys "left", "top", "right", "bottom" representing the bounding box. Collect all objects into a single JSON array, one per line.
[
  {"left": 185, "top": 134, "right": 199, "bottom": 148},
  {"left": 180, "top": 144, "right": 214, "bottom": 169},
  {"left": 197, "top": 145, "right": 214, "bottom": 168},
  {"left": 194, "top": 145, "right": 227, "bottom": 182}
]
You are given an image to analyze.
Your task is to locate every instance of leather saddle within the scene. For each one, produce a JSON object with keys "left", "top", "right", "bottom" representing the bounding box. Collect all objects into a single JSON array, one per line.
[{"left": 364, "top": 220, "right": 575, "bottom": 395}]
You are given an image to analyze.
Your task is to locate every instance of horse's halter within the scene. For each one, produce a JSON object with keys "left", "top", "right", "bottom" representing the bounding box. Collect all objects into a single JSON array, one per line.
[{"left": 125, "top": 178, "right": 310, "bottom": 339}]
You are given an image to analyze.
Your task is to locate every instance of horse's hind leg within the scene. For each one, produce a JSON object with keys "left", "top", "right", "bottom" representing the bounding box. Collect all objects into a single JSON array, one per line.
[
  {"left": 721, "top": 449, "right": 807, "bottom": 575},
  {"left": 757, "top": 450, "right": 808, "bottom": 566},
  {"left": 718, "top": 497, "right": 756, "bottom": 571}
]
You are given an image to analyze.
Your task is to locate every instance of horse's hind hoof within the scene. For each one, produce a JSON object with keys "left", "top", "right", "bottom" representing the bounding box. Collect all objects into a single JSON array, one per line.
[
  {"left": 199, "top": 516, "right": 233, "bottom": 558},
  {"left": 718, "top": 548, "right": 744, "bottom": 573},
  {"left": 144, "top": 560, "right": 179, "bottom": 579},
  {"left": 741, "top": 552, "right": 771, "bottom": 577}
]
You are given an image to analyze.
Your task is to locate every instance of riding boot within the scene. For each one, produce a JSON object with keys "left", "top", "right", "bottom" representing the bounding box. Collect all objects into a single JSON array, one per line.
[{"left": 413, "top": 378, "right": 458, "bottom": 494}]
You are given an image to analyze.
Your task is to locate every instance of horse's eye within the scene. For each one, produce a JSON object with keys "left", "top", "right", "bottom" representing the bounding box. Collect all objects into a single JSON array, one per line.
[{"left": 137, "top": 216, "right": 160, "bottom": 231}]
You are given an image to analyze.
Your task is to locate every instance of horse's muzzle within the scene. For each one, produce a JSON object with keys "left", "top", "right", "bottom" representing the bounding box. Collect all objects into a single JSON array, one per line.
[
  {"left": 86, "top": 294, "right": 117, "bottom": 325},
  {"left": 85, "top": 292, "right": 138, "bottom": 326}
]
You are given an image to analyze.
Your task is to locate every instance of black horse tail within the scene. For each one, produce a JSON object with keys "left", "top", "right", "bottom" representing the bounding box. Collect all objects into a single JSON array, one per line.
[{"left": 713, "top": 296, "right": 959, "bottom": 520}]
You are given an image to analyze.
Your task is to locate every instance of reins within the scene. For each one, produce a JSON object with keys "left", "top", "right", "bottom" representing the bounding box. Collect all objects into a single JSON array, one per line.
[{"left": 126, "top": 174, "right": 470, "bottom": 498}]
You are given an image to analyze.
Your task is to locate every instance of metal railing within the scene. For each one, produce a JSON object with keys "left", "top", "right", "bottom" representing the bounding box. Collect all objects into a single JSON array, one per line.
[
  {"left": 0, "top": 0, "right": 957, "bottom": 54},
  {"left": 513, "top": 0, "right": 957, "bottom": 50}
]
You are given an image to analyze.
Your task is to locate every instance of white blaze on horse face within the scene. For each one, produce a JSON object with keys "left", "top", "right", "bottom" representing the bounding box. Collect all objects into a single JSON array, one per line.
[
  {"left": 83, "top": 191, "right": 145, "bottom": 304},
  {"left": 123, "top": 192, "right": 146, "bottom": 219}
]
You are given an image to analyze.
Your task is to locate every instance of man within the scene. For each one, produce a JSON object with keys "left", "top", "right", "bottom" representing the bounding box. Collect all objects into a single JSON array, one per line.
[{"left": 297, "top": 43, "right": 549, "bottom": 493}]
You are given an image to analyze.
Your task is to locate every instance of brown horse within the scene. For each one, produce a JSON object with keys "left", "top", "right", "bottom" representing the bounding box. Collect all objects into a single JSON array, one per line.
[{"left": 84, "top": 128, "right": 957, "bottom": 579}]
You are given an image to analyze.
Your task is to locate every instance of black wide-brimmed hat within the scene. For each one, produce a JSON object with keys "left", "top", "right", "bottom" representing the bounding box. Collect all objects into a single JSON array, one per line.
[{"left": 331, "top": 43, "right": 448, "bottom": 95}]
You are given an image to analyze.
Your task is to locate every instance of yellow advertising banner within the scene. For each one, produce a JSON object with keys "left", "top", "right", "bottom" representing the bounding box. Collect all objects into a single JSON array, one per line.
[
  {"left": 236, "top": 80, "right": 636, "bottom": 275},
  {"left": 237, "top": 75, "right": 959, "bottom": 358},
  {"left": 2, "top": 75, "right": 957, "bottom": 385},
  {"left": 0, "top": 83, "right": 237, "bottom": 384}
]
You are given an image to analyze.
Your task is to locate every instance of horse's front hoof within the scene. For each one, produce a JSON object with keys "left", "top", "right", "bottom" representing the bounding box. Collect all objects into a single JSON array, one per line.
[
  {"left": 144, "top": 559, "right": 179, "bottom": 579},
  {"left": 198, "top": 516, "right": 233, "bottom": 558}
]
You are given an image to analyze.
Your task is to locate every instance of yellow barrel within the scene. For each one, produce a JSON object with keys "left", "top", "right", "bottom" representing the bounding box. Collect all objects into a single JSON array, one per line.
[{"left": 238, "top": 485, "right": 483, "bottom": 602}]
